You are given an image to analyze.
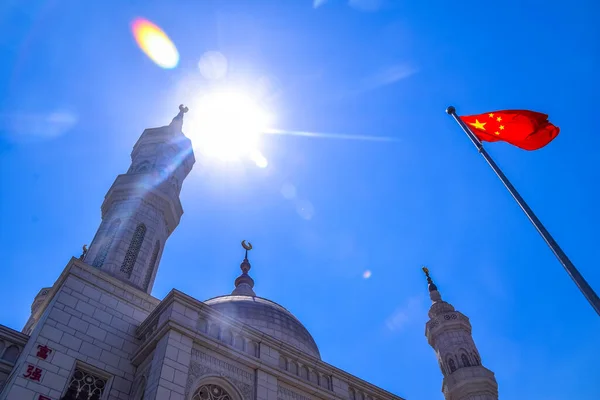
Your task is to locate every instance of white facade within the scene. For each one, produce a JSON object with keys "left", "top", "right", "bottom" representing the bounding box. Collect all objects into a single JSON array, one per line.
[{"left": 0, "top": 107, "right": 498, "bottom": 400}]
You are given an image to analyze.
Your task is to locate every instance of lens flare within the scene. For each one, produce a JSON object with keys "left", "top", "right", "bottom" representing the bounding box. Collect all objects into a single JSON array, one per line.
[{"left": 131, "top": 18, "right": 179, "bottom": 69}]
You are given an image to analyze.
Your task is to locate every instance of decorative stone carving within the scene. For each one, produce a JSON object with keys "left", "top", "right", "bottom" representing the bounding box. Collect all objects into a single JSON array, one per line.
[
  {"left": 277, "top": 385, "right": 312, "bottom": 400},
  {"left": 186, "top": 350, "right": 254, "bottom": 400}
]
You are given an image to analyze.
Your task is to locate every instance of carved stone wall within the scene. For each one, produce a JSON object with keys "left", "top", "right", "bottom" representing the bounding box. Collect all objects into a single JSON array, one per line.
[
  {"left": 186, "top": 348, "right": 254, "bottom": 400},
  {"left": 277, "top": 384, "right": 313, "bottom": 400}
]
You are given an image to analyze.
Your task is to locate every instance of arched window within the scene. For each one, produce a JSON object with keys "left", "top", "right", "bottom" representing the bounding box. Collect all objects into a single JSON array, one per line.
[
  {"left": 279, "top": 356, "right": 287, "bottom": 370},
  {"left": 233, "top": 335, "right": 244, "bottom": 351},
  {"left": 92, "top": 219, "right": 121, "bottom": 268},
  {"left": 192, "top": 384, "right": 232, "bottom": 400},
  {"left": 143, "top": 241, "right": 160, "bottom": 292},
  {"left": 63, "top": 367, "right": 108, "bottom": 400},
  {"left": 247, "top": 341, "right": 258, "bottom": 357},
  {"left": 300, "top": 365, "right": 309, "bottom": 379},
  {"left": 310, "top": 370, "right": 319, "bottom": 384},
  {"left": 472, "top": 352, "right": 480, "bottom": 366},
  {"left": 320, "top": 375, "right": 330, "bottom": 390},
  {"left": 2, "top": 345, "right": 19, "bottom": 363},
  {"left": 197, "top": 319, "right": 208, "bottom": 333},
  {"left": 448, "top": 358, "right": 457, "bottom": 373},
  {"left": 136, "top": 161, "right": 151, "bottom": 173},
  {"left": 349, "top": 388, "right": 356, "bottom": 400},
  {"left": 121, "top": 223, "right": 146, "bottom": 277},
  {"left": 461, "top": 353, "right": 471, "bottom": 367},
  {"left": 208, "top": 324, "right": 221, "bottom": 340},
  {"left": 221, "top": 329, "right": 233, "bottom": 345}
]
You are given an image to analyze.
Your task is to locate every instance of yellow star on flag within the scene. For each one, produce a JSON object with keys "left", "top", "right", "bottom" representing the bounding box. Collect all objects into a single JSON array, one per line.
[
  {"left": 496, "top": 116, "right": 502, "bottom": 122},
  {"left": 494, "top": 131, "right": 500, "bottom": 135},
  {"left": 469, "top": 119, "right": 486, "bottom": 130},
  {"left": 499, "top": 125, "right": 505, "bottom": 130},
  {"left": 488, "top": 113, "right": 494, "bottom": 118}
]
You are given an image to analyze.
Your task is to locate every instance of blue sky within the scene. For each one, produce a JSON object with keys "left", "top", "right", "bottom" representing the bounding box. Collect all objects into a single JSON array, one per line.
[{"left": 1, "top": 0, "right": 600, "bottom": 399}]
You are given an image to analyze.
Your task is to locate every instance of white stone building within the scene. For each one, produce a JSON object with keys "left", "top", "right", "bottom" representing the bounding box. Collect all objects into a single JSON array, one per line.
[{"left": 0, "top": 106, "right": 499, "bottom": 400}]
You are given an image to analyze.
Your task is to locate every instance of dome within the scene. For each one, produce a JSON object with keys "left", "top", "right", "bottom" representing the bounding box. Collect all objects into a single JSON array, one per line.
[{"left": 205, "top": 295, "right": 321, "bottom": 359}]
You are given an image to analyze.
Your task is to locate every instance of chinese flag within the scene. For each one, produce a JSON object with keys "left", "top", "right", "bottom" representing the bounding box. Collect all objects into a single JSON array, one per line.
[{"left": 460, "top": 110, "right": 559, "bottom": 151}]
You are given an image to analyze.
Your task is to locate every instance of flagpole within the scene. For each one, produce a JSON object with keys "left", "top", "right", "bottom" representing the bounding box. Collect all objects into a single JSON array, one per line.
[{"left": 446, "top": 105, "right": 600, "bottom": 317}]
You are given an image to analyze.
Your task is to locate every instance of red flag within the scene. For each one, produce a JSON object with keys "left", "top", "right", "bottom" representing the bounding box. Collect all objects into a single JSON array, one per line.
[{"left": 460, "top": 110, "right": 559, "bottom": 150}]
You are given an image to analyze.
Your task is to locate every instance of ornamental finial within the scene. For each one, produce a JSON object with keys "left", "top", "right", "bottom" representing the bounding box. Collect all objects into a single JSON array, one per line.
[
  {"left": 232, "top": 240, "right": 255, "bottom": 296},
  {"left": 170, "top": 104, "right": 189, "bottom": 132},
  {"left": 422, "top": 266, "right": 438, "bottom": 292},
  {"left": 79, "top": 244, "right": 88, "bottom": 261},
  {"left": 241, "top": 240, "right": 252, "bottom": 260}
]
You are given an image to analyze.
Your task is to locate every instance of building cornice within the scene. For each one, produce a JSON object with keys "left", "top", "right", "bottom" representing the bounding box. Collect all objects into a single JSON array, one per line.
[{"left": 134, "top": 289, "right": 405, "bottom": 400}]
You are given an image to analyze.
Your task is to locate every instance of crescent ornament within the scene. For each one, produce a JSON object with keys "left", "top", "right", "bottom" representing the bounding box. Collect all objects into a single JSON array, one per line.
[{"left": 241, "top": 240, "right": 253, "bottom": 251}]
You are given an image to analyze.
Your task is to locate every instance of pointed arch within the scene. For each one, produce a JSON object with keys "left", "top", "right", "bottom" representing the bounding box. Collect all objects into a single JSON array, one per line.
[
  {"left": 136, "top": 161, "right": 151, "bottom": 173},
  {"left": 461, "top": 353, "right": 471, "bottom": 367},
  {"left": 472, "top": 352, "right": 480, "bottom": 366},
  {"left": 121, "top": 223, "right": 147, "bottom": 277},
  {"left": 447, "top": 357, "right": 457, "bottom": 373},
  {"left": 92, "top": 219, "right": 121, "bottom": 268},
  {"left": 143, "top": 240, "right": 160, "bottom": 292}
]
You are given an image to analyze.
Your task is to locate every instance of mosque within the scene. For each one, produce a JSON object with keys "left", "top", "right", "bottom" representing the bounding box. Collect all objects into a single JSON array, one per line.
[{"left": 0, "top": 106, "right": 499, "bottom": 400}]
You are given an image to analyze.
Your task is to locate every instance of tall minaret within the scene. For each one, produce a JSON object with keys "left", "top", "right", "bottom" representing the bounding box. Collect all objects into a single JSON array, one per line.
[
  {"left": 83, "top": 105, "right": 195, "bottom": 293},
  {"left": 422, "top": 267, "right": 499, "bottom": 400}
]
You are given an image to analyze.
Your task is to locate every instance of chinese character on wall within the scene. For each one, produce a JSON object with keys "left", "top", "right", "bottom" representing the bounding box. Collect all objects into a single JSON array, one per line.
[
  {"left": 36, "top": 344, "right": 52, "bottom": 360},
  {"left": 23, "top": 365, "right": 43, "bottom": 382}
]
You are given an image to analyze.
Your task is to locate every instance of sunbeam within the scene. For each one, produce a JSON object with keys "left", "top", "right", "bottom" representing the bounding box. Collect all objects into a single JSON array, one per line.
[{"left": 263, "top": 128, "right": 398, "bottom": 142}]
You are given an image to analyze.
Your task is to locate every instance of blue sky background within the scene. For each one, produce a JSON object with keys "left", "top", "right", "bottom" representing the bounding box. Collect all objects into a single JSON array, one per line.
[{"left": 1, "top": 0, "right": 600, "bottom": 399}]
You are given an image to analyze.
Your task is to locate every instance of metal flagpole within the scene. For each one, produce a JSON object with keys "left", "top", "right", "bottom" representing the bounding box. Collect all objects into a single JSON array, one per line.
[{"left": 446, "top": 105, "right": 600, "bottom": 317}]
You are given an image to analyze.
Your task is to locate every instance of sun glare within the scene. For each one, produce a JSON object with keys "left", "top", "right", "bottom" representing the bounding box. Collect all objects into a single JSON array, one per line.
[
  {"left": 188, "top": 90, "right": 272, "bottom": 166},
  {"left": 131, "top": 18, "right": 179, "bottom": 69}
]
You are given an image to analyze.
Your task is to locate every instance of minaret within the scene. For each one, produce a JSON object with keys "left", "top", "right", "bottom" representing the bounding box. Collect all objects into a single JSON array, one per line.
[
  {"left": 83, "top": 105, "right": 195, "bottom": 293},
  {"left": 231, "top": 240, "right": 256, "bottom": 296},
  {"left": 422, "top": 267, "right": 499, "bottom": 400}
]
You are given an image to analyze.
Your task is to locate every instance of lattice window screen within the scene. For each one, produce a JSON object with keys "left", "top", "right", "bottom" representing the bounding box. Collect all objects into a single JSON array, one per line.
[
  {"left": 192, "top": 384, "right": 232, "bottom": 400},
  {"left": 120, "top": 223, "right": 146, "bottom": 277},
  {"left": 62, "top": 367, "right": 107, "bottom": 400}
]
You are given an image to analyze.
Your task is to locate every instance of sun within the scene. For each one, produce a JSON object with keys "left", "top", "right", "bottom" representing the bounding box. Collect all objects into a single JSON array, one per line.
[{"left": 187, "top": 89, "right": 272, "bottom": 167}]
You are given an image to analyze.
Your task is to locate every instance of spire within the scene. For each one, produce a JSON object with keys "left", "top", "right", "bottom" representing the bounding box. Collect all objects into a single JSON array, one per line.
[
  {"left": 422, "top": 266, "right": 443, "bottom": 302},
  {"left": 422, "top": 266, "right": 438, "bottom": 292},
  {"left": 232, "top": 240, "right": 256, "bottom": 296},
  {"left": 422, "top": 266, "right": 454, "bottom": 317},
  {"left": 169, "top": 104, "right": 189, "bottom": 133}
]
